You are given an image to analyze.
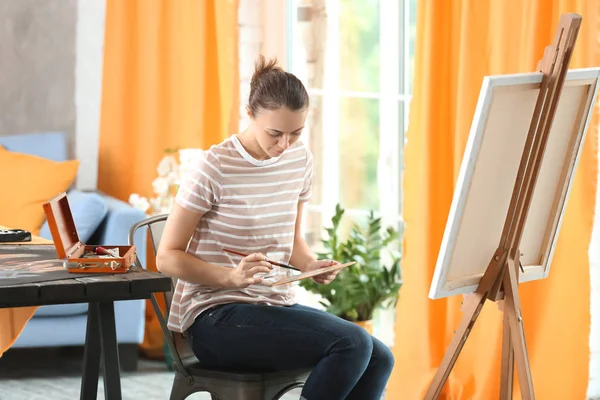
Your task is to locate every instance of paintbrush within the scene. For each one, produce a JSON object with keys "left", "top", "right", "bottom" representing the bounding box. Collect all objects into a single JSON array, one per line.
[{"left": 222, "top": 248, "right": 301, "bottom": 272}]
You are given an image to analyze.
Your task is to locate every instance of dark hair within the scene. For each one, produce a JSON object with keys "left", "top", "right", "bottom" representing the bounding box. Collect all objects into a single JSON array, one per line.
[{"left": 248, "top": 55, "right": 309, "bottom": 117}]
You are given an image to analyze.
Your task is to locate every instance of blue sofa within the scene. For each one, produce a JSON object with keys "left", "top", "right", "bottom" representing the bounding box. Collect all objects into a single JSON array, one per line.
[{"left": 0, "top": 132, "right": 148, "bottom": 370}]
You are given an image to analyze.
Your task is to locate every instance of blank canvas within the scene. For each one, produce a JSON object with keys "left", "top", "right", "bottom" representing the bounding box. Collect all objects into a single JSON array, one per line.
[{"left": 429, "top": 68, "right": 600, "bottom": 299}]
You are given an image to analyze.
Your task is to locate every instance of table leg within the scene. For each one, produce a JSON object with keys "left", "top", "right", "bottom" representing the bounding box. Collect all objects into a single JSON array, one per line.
[
  {"left": 81, "top": 302, "right": 101, "bottom": 400},
  {"left": 98, "top": 301, "right": 122, "bottom": 400}
]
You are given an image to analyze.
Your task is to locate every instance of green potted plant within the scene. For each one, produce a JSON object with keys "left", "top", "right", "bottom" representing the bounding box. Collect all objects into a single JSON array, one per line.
[{"left": 301, "top": 204, "right": 403, "bottom": 332}]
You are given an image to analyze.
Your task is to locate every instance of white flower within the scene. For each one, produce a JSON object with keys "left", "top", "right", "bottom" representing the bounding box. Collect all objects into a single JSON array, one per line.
[
  {"left": 156, "top": 155, "right": 178, "bottom": 177},
  {"left": 130, "top": 148, "right": 196, "bottom": 216},
  {"left": 128, "top": 194, "right": 150, "bottom": 213},
  {"left": 152, "top": 177, "right": 170, "bottom": 195},
  {"left": 149, "top": 197, "right": 162, "bottom": 213},
  {"left": 166, "top": 171, "right": 180, "bottom": 185},
  {"left": 178, "top": 148, "right": 203, "bottom": 173}
]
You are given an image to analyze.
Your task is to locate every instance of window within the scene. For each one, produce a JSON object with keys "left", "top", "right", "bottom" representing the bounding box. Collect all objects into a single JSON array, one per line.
[{"left": 286, "top": 0, "right": 417, "bottom": 247}]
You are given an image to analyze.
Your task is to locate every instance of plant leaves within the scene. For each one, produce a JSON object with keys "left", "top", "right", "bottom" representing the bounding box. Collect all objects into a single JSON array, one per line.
[{"left": 301, "top": 203, "right": 404, "bottom": 321}]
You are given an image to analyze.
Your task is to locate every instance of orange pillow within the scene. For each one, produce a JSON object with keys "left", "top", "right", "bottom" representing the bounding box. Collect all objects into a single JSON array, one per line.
[{"left": 0, "top": 146, "right": 79, "bottom": 235}]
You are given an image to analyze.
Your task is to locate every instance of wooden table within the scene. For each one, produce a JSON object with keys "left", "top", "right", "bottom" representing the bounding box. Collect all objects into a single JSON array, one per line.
[{"left": 0, "top": 244, "right": 171, "bottom": 400}]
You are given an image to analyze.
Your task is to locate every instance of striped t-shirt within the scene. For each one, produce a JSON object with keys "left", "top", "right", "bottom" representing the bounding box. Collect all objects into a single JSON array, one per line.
[{"left": 167, "top": 134, "right": 313, "bottom": 333}]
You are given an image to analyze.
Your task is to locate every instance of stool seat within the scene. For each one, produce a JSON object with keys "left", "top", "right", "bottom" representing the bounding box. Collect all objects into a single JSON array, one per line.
[
  {"left": 172, "top": 360, "right": 311, "bottom": 400},
  {"left": 183, "top": 361, "right": 311, "bottom": 382}
]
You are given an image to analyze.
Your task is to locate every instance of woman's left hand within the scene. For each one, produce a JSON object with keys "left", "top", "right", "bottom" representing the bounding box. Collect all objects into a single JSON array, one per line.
[{"left": 304, "top": 259, "right": 341, "bottom": 284}]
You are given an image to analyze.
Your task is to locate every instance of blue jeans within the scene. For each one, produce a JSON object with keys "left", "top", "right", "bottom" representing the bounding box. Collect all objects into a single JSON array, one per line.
[{"left": 187, "top": 303, "right": 394, "bottom": 400}]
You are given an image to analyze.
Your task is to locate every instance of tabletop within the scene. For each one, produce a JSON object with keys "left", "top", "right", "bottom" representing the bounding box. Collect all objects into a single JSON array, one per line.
[{"left": 0, "top": 243, "right": 171, "bottom": 308}]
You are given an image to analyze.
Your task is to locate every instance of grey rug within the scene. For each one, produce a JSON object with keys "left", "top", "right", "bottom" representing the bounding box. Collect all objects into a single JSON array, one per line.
[{"left": 0, "top": 347, "right": 301, "bottom": 400}]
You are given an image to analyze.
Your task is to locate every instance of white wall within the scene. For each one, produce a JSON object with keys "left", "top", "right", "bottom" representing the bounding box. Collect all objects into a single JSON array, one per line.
[
  {"left": 238, "top": 0, "right": 287, "bottom": 131},
  {"left": 74, "top": 0, "right": 105, "bottom": 190},
  {"left": 238, "top": 0, "right": 262, "bottom": 130}
]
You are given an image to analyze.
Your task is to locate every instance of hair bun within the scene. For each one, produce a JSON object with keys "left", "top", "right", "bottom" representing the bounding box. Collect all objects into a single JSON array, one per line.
[
  {"left": 247, "top": 54, "right": 309, "bottom": 116},
  {"left": 251, "top": 55, "right": 282, "bottom": 89}
]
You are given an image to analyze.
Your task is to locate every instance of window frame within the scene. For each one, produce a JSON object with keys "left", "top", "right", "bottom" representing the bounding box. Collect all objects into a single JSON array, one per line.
[
  {"left": 279, "top": 0, "right": 414, "bottom": 347},
  {"left": 284, "top": 0, "right": 413, "bottom": 240}
]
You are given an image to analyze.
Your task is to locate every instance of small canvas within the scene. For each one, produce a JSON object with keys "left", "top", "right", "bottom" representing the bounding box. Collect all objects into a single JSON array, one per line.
[
  {"left": 264, "top": 261, "right": 356, "bottom": 287},
  {"left": 429, "top": 68, "right": 600, "bottom": 299}
]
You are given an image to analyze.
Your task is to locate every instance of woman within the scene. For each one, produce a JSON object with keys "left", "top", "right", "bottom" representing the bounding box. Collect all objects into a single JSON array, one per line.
[{"left": 157, "top": 56, "right": 394, "bottom": 399}]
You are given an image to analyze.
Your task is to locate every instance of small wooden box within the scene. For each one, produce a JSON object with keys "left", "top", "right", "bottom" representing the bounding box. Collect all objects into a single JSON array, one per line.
[{"left": 43, "top": 192, "right": 137, "bottom": 274}]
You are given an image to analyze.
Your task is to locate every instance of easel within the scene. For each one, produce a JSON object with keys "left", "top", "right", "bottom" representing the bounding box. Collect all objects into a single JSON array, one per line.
[{"left": 424, "top": 14, "right": 582, "bottom": 400}]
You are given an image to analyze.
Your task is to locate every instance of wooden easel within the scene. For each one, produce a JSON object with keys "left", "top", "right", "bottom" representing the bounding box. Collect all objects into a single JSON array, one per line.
[{"left": 424, "top": 14, "right": 582, "bottom": 400}]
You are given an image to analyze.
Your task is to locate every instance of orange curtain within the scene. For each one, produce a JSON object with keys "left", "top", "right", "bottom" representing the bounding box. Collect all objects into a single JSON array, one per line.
[
  {"left": 388, "top": 1, "right": 600, "bottom": 399},
  {"left": 99, "top": 0, "right": 239, "bottom": 357}
]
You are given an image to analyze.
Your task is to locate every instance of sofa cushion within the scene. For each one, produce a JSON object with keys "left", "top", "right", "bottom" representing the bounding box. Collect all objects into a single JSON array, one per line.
[
  {"left": 33, "top": 303, "right": 89, "bottom": 318},
  {"left": 0, "top": 146, "right": 79, "bottom": 235},
  {"left": 0, "top": 132, "right": 68, "bottom": 162},
  {"left": 39, "top": 190, "right": 109, "bottom": 243}
]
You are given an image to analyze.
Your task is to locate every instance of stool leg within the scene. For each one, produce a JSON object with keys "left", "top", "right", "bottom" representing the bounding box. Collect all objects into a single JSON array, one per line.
[
  {"left": 267, "top": 383, "right": 305, "bottom": 400},
  {"left": 169, "top": 373, "right": 194, "bottom": 400}
]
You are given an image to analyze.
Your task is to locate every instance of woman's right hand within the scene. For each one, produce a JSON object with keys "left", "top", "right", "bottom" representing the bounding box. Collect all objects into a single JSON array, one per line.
[{"left": 228, "top": 253, "right": 273, "bottom": 288}]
